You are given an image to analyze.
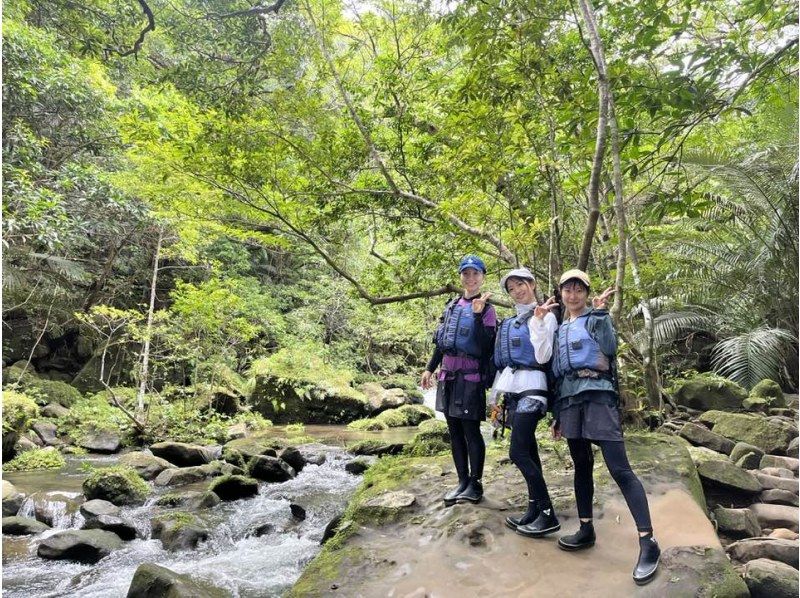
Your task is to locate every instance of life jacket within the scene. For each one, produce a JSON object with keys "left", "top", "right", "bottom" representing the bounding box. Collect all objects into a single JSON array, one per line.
[
  {"left": 553, "top": 311, "right": 610, "bottom": 380},
  {"left": 434, "top": 297, "right": 483, "bottom": 358},
  {"left": 494, "top": 311, "right": 547, "bottom": 370}
]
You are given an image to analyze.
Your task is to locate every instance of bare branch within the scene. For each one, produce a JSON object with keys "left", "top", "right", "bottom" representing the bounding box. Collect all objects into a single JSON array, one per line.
[{"left": 110, "top": 0, "right": 156, "bottom": 58}]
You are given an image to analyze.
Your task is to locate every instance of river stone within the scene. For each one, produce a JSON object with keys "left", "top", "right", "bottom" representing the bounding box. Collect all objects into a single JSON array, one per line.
[
  {"left": 83, "top": 514, "right": 139, "bottom": 540},
  {"left": 742, "top": 558, "right": 799, "bottom": 597},
  {"left": 1, "top": 516, "right": 51, "bottom": 535},
  {"left": 356, "top": 491, "right": 416, "bottom": 523},
  {"left": 155, "top": 491, "right": 221, "bottom": 510},
  {"left": 345, "top": 458, "right": 371, "bottom": 475},
  {"left": 290, "top": 504, "right": 306, "bottom": 521},
  {"left": 226, "top": 422, "right": 247, "bottom": 441},
  {"left": 731, "top": 442, "right": 765, "bottom": 464},
  {"left": 754, "top": 472, "right": 799, "bottom": 493},
  {"left": 347, "top": 440, "right": 405, "bottom": 457},
  {"left": 83, "top": 470, "right": 148, "bottom": 506},
  {"left": 208, "top": 475, "right": 258, "bottom": 501},
  {"left": 671, "top": 376, "right": 747, "bottom": 411},
  {"left": 248, "top": 455, "right": 295, "bottom": 482},
  {"left": 713, "top": 506, "right": 761, "bottom": 539},
  {"left": 696, "top": 459, "right": 762, "bottom": 493},
  {"left": 154, "top": 464, "right": 218, "bottom": 487},
  {"left": 679, "top": 422, "right": 735, "bottom": 455},
  {"left": 736, "top": 452, "right": 763, "bottom": 470},
  {"left": 761, "top": 454, "right": 799, "bottom": 474},
  {"left": 760, "top": 489, "right": 799, "bottom": 506},
  {"left": 769, "top": 528, "right": 799, "bottom": 540},
  {"left": 727, "top": 537, "right": 799, "bottom": 569},
  {"left": 151, "top": 513, "right": 209, "bottom": 552},
  {"left": 360, "top": 383, "right": 409, "bottom": 414},
  {"left": 701, "top": 411, "right": 796, "bottom": 455},
  {"left": 80, "top": 499, "right": 120, "bottom": 521},
  {"left": 221, "top": 436, "right": 279, "bottom": 464},
  {"left": 78, "top": 427, "right": 121, "bottom": 453},
  {"left": 320, "top": 514, "right": 343, "bottom": 545},
  {"left": 2, "top": 480, "right": 25, "bottom": 517},
  {"left": 742, "top": 396, "right": 771, "bottom": 412},
  {"left": 648, "top": 545, "right": 749, "bottom": 597},
  {"left": 31, "top": 420, "right": 62, "bottom": 446},
  {"left": 41, "top": 403, "right": 70, "bottom": 418},
  {"left": 685, "top": 444, "right": 728, "bottom": 466},
  {"left": 149, "top": 442, "right": 215, "bottom": 467},
  {"left": 14, "top": 436, "right": 40, "bottom": 454},
  {"left": 118, "top": 452, "right": 176, "bottom": 481},
  {"left": 278, "top": 447, "right": 306, "bottom": 473},
  {"left": 749, "top": 503, "right": 799, "bottom": 532},
  {"left": 760, "top": 467, "right": 795, "bottom": 479},
  {"left": 126, "top": 562, "right": 231, "bottom": 598},
  {"left": 38, "top": 529, "right": 123, "bottom": 563},
  {"left": 23, "top": 430, "right": 44, "bottom": 447},
  {"left": 787, "top": 437, "right": 799, "bottom": 458}
]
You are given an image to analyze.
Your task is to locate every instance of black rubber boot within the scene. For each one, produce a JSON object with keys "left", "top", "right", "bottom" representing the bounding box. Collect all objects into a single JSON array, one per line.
[
  {"left": 455, "top": 477, "right": 483, "bottom": 504},
  {"left": 443, "top": 478, "right": 469, "bottom": 506},
  {"left": 505, "top": 500, "right": 539, "bottom": 530},
  {"left": 632, "top": 533, "right": 660, "bottom": 585},
  {"left": 516, "top": 504, "right": 560, "bottom": 537},
  {"left": 558, "top": 521, "right": 596, "bottom": 551}
]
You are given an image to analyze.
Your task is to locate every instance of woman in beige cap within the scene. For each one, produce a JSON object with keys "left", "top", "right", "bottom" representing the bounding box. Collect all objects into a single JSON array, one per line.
[{"left": 543, "top": 269, "right": 660, "bottom": 585}]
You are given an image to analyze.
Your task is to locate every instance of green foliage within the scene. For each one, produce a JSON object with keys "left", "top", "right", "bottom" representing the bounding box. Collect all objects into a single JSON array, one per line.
[
  {"left": 57, "top": 394, "right": 133, "bottom": 445},
  {"left": 3, "top": 447, "right": 65, "bottom": 471},
  {"left": 2, "top": 390, "right": 39, "bottom": 435}
]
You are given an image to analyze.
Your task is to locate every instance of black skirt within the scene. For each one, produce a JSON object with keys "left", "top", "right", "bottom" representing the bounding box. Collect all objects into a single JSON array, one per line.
[
  {"left": 435, "top": 373, "right": 486, "bottom": 421},
  {"left": 557, "top": 390, "right": 623, "bottom": 441}
]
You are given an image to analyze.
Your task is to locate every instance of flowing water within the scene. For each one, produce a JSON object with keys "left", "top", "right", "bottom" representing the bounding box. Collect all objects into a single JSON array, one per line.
[{"left": 2, "top": 419, "right": 427, "bottom": 598}]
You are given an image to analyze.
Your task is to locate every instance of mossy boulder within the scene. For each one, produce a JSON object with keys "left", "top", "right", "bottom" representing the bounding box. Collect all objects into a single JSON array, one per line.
[
  {"left": 126, "top": 563, "right": 231, "bottom": 598},
  {"left": 118, "top": 452, "right": 176, "bottom": 481},
  {"left": 82, "top": 466, "right": 149, "bottom": 506},
  {"left": 149, "top": 442, "right": 216, "bottom": 467},
  {"left": 249, "top": 351, "right": 369, "bottom": 424},
  {"left": 654, "top": 546, "right": 749, "bottom": 597},
  {"left": 3, "top": 446, "right": 66, "bottom": 472},
  {"left": 741, "top": 558, "right": 799, "bottom": 598},
  {"left": 405, "top": 419, "right": 450, "bottom": 457},
  {"left": 2, "top": 390, "right": 39, "bottom": 461},
  {"left": 701, "top": 411, "right": 796, "bottom": 455},
  {"left": 347, "top": 439, "right": 405, "bottom": 457},
  {"left": 221, "top": 433, "right": 279, "bottom": 467},
  {"left": 712, "top": 506, "right": 762, "bottom": 539},
  {"left": 347, "top": 418, "right": 388, "bottom": 432},
  {"left": 670, "top": 373, "right": 747, "bottom": 411},
  {"left": 150, "top": 511, "right": 209, "bottom": 552},
  {"left": 154, "top": 491, "right": 221, "bottom": 510},
  {"left": 747, "top": 379, "right": 786, "bottom": 409},
  {"left": 2, "top": 480, "right": 25, "bottom": 516},
  {"left": 26, "top": 378, "right": 82, "bottom": 407},
  {"left": 697, "top": 459, "right": 762, "bottom": 494}
]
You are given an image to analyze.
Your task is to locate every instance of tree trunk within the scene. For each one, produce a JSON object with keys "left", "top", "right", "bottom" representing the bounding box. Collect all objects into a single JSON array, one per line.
[{"left": 137, "top": 227, "right": 163, "bottom": 414}]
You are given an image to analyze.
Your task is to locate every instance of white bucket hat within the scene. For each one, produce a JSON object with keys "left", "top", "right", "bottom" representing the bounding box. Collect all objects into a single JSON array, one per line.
[{"left": 500, "top": 268, "right": 536, "bottom": 292}]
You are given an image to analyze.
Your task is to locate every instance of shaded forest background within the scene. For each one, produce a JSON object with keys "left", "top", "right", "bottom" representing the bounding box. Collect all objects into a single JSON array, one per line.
[{"left": 3, "top": 0, "right": 798, "bottom": 424}]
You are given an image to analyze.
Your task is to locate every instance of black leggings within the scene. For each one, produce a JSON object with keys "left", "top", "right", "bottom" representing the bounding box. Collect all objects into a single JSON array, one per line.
[
  {"left": 445, "top": 415, "right": 485, "bottom": 480},
  {"left": 509, "top": 411, "right": 551, "bottom": 506},
  {"left": 567, "top": 438, "right": 653, "bottom": 533}
]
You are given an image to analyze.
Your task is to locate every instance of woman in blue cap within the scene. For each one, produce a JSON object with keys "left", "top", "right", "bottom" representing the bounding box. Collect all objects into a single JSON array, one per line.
[
  {"left": 491, "top": 268, "right": 560, "bottom": 537},
  {"left": 543, "top": 268, "right": 660, "bottom": 585},
  {"left": 421, "top": 255, "right": 497, "bottom": 505}
]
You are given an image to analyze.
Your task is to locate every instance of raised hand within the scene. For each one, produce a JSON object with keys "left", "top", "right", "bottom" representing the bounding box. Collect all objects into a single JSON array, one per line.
[
  {"left": 472, "top": 292, "right": 492, "bottom": 313},
  {"left": 534, "top": 296, "right": 559, "bottom": 320},
  {"left": 592, "top": 286, "right": 616, "bottom": 309}
]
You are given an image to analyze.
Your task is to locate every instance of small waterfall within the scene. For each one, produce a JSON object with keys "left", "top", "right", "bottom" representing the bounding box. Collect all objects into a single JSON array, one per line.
[{"left": 18, "top": 492, "right": 85, "bottom": 529}]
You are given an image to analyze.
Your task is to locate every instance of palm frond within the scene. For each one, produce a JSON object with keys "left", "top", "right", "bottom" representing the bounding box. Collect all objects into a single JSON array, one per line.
[{"left": 711, "top": 327, "right": 797, "bottom": 390}]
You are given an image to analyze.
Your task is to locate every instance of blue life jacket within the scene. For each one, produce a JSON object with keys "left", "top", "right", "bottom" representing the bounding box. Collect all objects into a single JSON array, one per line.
[
  {"left": 553, "top": 312, "right": 610, "bottom": 380},
  {"left": 434, "top": 297, "right": 483, "bottom": 358},
  {"left": 494, "top": 311, "right": 547, "bottom": 370}
]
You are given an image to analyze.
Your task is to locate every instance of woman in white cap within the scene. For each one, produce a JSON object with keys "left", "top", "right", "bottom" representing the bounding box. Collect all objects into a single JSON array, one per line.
[
  {"left": 491, "top": 268, "right": 560, "bottom": 537},
  {"left": 544, "top": 268, "right": 660, "bottom": 585},
  {"left": 421, "top": 254, "right": 497, "bottom": 505}
]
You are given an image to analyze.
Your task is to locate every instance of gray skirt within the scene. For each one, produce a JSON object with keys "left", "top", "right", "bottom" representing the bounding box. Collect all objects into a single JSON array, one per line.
[{"left": 558, "top": 391, "right": 623, "bottom": 441}]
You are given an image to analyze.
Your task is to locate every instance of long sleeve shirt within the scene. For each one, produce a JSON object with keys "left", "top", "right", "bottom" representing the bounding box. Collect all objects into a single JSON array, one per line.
[
  {"left": 552, "top": 308, "right": 617, "bottom": 401},
  {"left": 490, "top": 305, "right": 557, "bottom": 403}
]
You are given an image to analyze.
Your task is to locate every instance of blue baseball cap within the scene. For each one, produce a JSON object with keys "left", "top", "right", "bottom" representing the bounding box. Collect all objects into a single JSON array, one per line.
[{"left": 458, "top": 254, "right": 486, "bottom": 274}]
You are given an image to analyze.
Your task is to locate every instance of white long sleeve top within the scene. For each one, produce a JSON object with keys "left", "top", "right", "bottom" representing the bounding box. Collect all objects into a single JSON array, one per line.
[{"left": 490, "top": 304, "right": 558, "bottom": 403}]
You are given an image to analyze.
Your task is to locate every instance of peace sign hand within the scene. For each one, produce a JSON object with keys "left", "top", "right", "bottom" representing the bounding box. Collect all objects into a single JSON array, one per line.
[
  {"left": 534, "top": 296, "right": 558, "bottom": 320},
  {"left": 472, "top": 292, "right": 492, "bottom": 313},
  {"left": 592, "top": 286, "right": 616, "bottom": 309}
]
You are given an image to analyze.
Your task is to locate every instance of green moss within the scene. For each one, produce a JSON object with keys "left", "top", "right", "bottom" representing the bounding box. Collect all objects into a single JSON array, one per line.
[
  {"left": 154, "top": 492, "right": 184, "bottom": 507},
  {"left": 57, "top": 395, "right": 132, "bottom": 445},
  {"left": 348, "top": 418, "right": 389, "bottom": 431},
  {"left": 375, "top": 409, "right": 408, "bottom": 427},
  {"left": 395, "top": 404, "right": 433, "bottom": 426},
  {"left": 25, "top": 378, "right": 82, "bottom": 407},
  {"left": 153, "top": 510, "right": 198, "bottom": 532},
  {"left": 288, "top": 546, "right": 364, "bottom": 598},
  {"left": 284, "top": 423, "right": 306, "bottom": 435},
  {"left": 208, "top": 474, "right": 259, "bottom": 496},
  {"left": 3, "top": 446, "right": 65, "bottom": 471},
  {"left": 83, "top": 465, "right": 149, "bottom": 504},
  {"left": 347, "top": 439, "right": 387, "bottom": 454},
  {"left": 405, "top": 419, "right": 450, "bottom": 457},
  {"left": 2, "top": 390, "right": 39, "bottom": 435},
  {"left": 748, "top": 379, "right": 785, "bottom": 408}
]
